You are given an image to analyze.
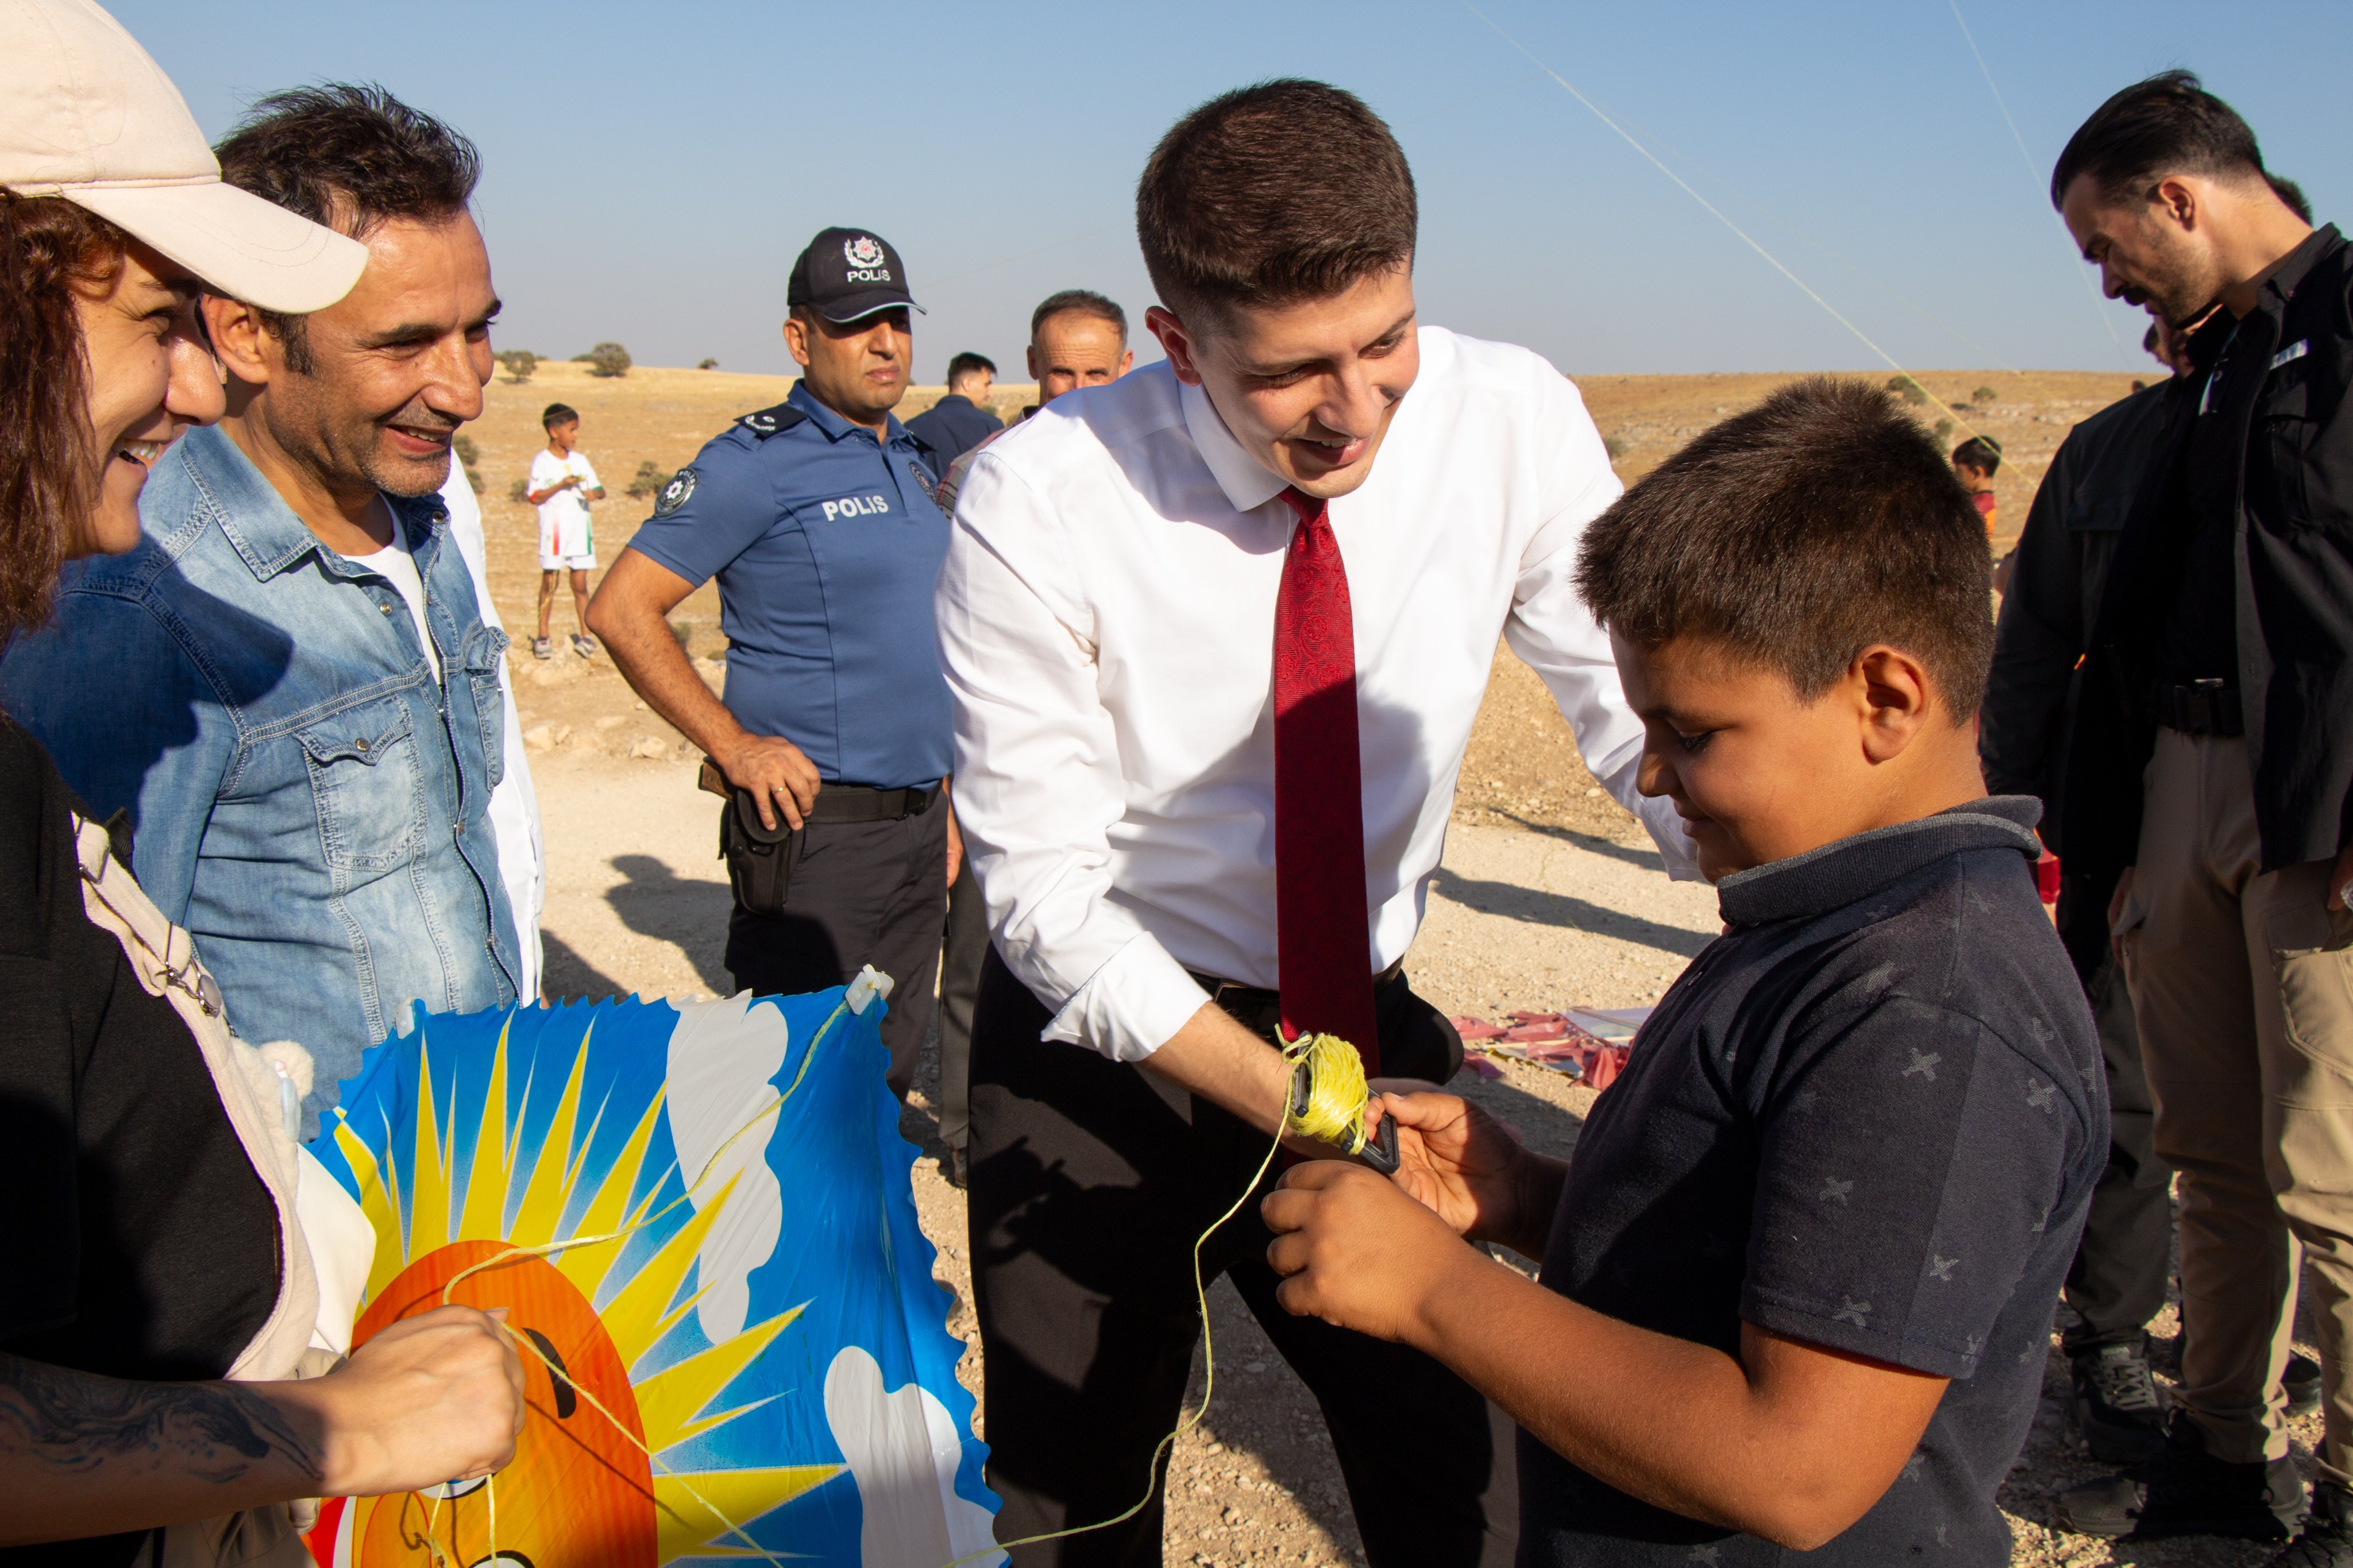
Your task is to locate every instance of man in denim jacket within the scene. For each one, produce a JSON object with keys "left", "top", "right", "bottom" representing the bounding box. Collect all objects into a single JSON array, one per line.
[{"left": 0, "top": 87, "right": 518, "bottom": 1129}]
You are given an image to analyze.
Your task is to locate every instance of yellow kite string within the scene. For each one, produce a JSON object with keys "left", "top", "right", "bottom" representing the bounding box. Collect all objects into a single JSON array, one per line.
[
  {"left": 399, "top": 1003, "right": 1376, "bottom": 1568},
  {"left": 934, "top": 1031, "right": 1375, "bottom": 1568}
]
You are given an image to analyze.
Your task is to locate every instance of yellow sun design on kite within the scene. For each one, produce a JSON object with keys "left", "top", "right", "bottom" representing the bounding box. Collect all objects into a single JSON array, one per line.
[{"left": 314, "top": 1014, "right": 838, "bottom": 1567}]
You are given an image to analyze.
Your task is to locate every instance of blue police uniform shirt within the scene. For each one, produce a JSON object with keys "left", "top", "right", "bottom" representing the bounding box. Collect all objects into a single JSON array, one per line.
[{"left": 627, "top": 382, "right": 954, "bottom": 789}]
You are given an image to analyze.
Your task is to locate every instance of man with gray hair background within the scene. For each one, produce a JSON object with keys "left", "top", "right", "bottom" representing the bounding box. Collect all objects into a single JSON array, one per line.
[{"left": 932, "top": 287, "right": 1133, "bottom": 1185}]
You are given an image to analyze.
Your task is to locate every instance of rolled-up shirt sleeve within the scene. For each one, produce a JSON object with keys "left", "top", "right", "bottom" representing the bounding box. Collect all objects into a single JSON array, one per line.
[
  {"left": 935, "top": 453, "right": 1208, "bottom": 1062},
  {"left": 1505, "top": 374, "right": 1700, "bottom": 879}
]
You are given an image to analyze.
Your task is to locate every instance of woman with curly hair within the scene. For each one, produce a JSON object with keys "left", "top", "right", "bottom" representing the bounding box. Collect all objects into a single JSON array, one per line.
[{"left": 0, "top": 4, "right": 522, "bottom": 1563}]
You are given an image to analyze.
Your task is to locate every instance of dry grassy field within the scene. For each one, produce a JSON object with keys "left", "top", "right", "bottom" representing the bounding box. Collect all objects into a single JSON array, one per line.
[{"left": 461, "top": 356, "right": 2145, "bottom": 648}]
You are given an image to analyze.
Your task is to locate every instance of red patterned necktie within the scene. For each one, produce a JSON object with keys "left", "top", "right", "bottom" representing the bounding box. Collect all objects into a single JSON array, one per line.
[{"left": 1273, "top": 487, "right": 1380, "bottom": 1072}]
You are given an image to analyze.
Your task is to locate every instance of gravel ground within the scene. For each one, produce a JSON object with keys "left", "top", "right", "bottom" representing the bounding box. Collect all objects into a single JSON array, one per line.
[{"left": 527, "top": 650, "right": 2324, "bottom": 1568}]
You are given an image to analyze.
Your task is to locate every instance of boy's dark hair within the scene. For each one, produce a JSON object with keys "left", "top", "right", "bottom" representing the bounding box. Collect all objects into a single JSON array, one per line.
[
  {"left": 1576, "top": 377, "right": 1993, "bottom": 721},
  {"left": 2050, "top": 70, "right": 2265, "bottom": 209},
  {"left": 215, "top": 83, "right": 481, "bottom": 371},
  {"left": 1032, "top": 288, "right": 1127, "bottom": 344},
  {"left": 1136, "top": 80, "right": 1415, "bottom": 320},
  {"left": 946, "top": 351, "right": 996, "bottom": 385},
  {"left": 1952, "top": 435, "right": 2002, "bottom": 476},
  {"left": 541, "top": 403, "right": 578, "bottom": 430}
]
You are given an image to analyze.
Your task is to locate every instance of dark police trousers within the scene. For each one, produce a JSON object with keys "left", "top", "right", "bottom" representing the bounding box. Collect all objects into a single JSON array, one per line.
[
  {"left": 724, "top": 800, "right": 946, "bottom": 1098},
  {"left": 968, "top": 948, "right": 1518, "bottom": 1567},
  {"left": 2062, "top": 955, "right": 2173, "bottom": 1347}
]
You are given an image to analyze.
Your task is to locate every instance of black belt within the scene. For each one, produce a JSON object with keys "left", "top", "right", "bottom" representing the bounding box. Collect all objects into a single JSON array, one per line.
[
  {"left": 2148, "top": 678, "right": 2244, "bottom": 738},
  {"left": 1186, "top": 959, "right": 1407, "bottom": 1018},
  {"left": 801, "top": 781, "right": 942, "bottom": 823}
]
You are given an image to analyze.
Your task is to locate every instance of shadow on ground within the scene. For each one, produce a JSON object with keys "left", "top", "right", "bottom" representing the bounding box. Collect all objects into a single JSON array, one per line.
[
  {"left": 603, "top": 851, "right": 734, "bottom": 994},
  {"left": 540, "top": 929, "right": 628, "bottom": 1003},
  {"left": 1431, "top": 868, "right": 1712, "bottom": 958}
]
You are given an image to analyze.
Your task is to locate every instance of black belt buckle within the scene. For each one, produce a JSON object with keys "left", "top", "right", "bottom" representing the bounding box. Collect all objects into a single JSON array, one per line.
[{"left": 2152, "top": 677, "right": 2243, "bottom": 737}]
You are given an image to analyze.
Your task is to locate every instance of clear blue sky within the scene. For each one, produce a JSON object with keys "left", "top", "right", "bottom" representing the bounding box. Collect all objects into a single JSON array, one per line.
[{"left": 111, "top": 0, "right": 2351, "bottom": 380}]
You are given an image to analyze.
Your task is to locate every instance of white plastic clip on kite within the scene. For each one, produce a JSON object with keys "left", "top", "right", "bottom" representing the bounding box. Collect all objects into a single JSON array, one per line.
[{"left": 845, "top": 965, "right": 896, "bottom": 1015}]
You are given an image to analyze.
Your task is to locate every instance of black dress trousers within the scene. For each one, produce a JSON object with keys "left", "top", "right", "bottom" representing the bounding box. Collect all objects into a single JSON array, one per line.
[
  {"left": 967, "top": 947, "right": 1518, "bottom": 1567},
  {"left": 723, "top": 802, "right": 946, "bottom": 1099}
]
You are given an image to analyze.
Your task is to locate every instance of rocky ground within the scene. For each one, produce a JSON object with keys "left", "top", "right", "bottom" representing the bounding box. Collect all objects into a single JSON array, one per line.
[
  {"left": 496, "top": 359, "right": 2302, "bottom": 1567},
  {"left": 523, "top": 646, "right": 2325, "bottom": 1568}
]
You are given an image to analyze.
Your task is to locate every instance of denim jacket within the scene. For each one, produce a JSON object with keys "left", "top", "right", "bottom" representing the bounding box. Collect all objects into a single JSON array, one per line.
[{"left": 0, "top": 426, "right": 519, "bottom": 1124}]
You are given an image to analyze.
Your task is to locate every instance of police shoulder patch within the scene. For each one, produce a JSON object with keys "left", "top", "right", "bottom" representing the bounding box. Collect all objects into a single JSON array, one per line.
[
  {"left": 654, "top": 466, "right": 698, "bottom": 517},
  {"left": 734, "top": 402, "right": 808, "bottom": 439},
  {"left": 904, "top": 457, "right": 939, "bottom": 505}
]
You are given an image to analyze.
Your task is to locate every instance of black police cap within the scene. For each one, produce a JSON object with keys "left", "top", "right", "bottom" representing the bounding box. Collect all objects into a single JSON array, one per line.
[{"left": 788, "top": 227, "right": 924, "bottom": 324}]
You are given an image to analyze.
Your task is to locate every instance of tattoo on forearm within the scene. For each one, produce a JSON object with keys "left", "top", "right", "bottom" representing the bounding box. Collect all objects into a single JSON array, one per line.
[{"left": 0, "top": 1352, "right": 321, "bottom": 1485}]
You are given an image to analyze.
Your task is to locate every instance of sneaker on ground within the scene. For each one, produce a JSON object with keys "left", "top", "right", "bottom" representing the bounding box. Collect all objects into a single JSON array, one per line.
[
  {"left": 2270, "top": 1481, "right": 2353, "bottom": 1567},
  {"left": 572, "top": 633, "right": 598, "bottom": 658},
  {"left": 2288, "top": 1352, "right": 2324, "bottom": 1421},
  {"left": 2054, "top": 1411, "right": 2302, "bottom": 1542},
  {"left": 531, "top": 636, "right": 552, "bottom": 660},
  {"left": 2070, "top": 1338, "right": 2169, "bottom": 1465}
]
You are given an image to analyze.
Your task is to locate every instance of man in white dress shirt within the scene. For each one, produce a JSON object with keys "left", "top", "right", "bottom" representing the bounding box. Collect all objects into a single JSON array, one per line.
[{"left": 938, "top": 80, "right": 1689, "bottom": 1566}]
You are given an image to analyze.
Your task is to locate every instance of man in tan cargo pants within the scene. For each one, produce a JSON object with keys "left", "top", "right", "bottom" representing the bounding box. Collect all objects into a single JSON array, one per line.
[{"left": 2044, "top": 73, "right": 2353, "bottom": 1565}]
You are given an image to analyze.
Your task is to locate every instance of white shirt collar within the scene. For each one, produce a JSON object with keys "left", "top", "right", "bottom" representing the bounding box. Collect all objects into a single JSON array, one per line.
[{"left": 1176, "top": 373, "right": 1290, "bottom": 514}]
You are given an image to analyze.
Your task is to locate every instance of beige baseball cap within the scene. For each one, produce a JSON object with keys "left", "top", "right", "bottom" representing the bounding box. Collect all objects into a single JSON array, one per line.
[{"left": 0, "top": 0, "right": 365, "bottom": 312}]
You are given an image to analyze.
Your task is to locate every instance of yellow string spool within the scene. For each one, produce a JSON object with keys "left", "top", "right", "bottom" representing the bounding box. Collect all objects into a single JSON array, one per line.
[{"left": 1284, "top": 1032, "right": 1374, "bottom": 1155}]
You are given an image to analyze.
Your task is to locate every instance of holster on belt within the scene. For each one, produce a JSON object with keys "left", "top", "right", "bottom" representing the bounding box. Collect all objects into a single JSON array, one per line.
[{"left": 702, "top": 758, "right": 798, "bottom": 913}]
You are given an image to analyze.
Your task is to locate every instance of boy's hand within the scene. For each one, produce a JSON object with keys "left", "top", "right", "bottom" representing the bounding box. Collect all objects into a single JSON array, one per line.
[
  {"left": 1262, "top": 1162, "right": 1479, "bottom": 1345},
  {"left": 1375, "top": 1091, "right": 1549, "bottom": 1248}
]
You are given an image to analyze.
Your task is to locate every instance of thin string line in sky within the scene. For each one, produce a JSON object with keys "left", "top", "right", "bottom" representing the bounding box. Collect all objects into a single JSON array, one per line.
[
  {"left": 1586, "top": 99, "right": 2028, "bottom": 377},
  {"left": 1456, "top": 0, "right": 1986, "bottom": 441},
  {"left": 1946, "top": 0, "right": 2130, "bottom": 364}
]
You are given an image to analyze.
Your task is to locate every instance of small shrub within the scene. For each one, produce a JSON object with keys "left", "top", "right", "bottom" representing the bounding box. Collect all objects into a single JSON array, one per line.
[
  {"left": 1603, "top": 434, "right": 1628, "bottom": 461},
  {"left": 452, "top": 434, "right": 483, "bottom": 493},
  {"left": 497, "top": 349, "right": 536, "bottom": 383},
  {"left": 583, "top": 342, "right": 632, "bottom": 378},
  {"left": 1886, "top": 374, "right": 1928, "bottom": 406},
  {"left": 624, "top": 460, "right": 669, "bottom": 500},
  {"left": 2131, "top": 378, "right": 2148, "bottom": 392},
  {"left": 1933, "top": 418, "right": 1955, "bottom": 439},
  {"left": 697, "top": 357, "right": 719, "bottom": 370},
  {"left": 1972, "top": 384, "right": 1999, "bottom": 403},
  {"left": 508, "top": 477, "right": 530, "bottom": 504}
]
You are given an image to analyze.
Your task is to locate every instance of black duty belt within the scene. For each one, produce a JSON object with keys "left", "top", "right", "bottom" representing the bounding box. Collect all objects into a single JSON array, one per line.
[
  {"left": 697, "top": 759, "right": 942, "bottom": 822},
  {"left": 2149, "top": 678, "right": 2244, "bottom": 738},
  {"left": 1186, "top": 959, "right": 1407, "bottom": 1019}
]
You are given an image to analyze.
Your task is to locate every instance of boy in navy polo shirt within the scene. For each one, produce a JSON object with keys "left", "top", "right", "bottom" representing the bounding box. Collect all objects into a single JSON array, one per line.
[{"left": 1263, "top": 377, "right": 2105, "bottom": 1565}]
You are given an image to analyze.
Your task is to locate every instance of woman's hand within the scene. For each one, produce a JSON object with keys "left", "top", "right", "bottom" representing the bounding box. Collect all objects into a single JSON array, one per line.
[{"left": 295, "top": 1305, "right": 525, "bottom": 1499}]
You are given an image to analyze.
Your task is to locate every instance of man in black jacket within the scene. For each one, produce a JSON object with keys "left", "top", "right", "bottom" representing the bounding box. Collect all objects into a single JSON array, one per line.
[
  {"left": 1982, "top": 324, "right": 2185, "bottom": 1466},
  {"left": 2045, "top": 73, "right": 2353, "bottom": 1563}
]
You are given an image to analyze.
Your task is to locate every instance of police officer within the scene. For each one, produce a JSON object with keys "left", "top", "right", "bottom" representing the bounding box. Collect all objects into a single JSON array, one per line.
[{"left": 589, "top": 227, "right": 956, "bottom": 1095}]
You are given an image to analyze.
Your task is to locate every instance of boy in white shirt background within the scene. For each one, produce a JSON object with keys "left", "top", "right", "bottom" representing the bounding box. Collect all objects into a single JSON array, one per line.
[{"left": 526, "top": 400, "right": 604, "bottom": 658}]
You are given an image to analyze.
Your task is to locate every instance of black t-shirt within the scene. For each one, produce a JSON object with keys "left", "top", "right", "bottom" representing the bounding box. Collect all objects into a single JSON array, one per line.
[
  {"left": 1519, "top": 798, "right": 2103, "bottom": 1566},
  {"left": 2157, "top": 318, "right": 2247, "bottom": 685},
  {"left": 0, "top": 720, "right": 280, "bottom": 1568}
]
